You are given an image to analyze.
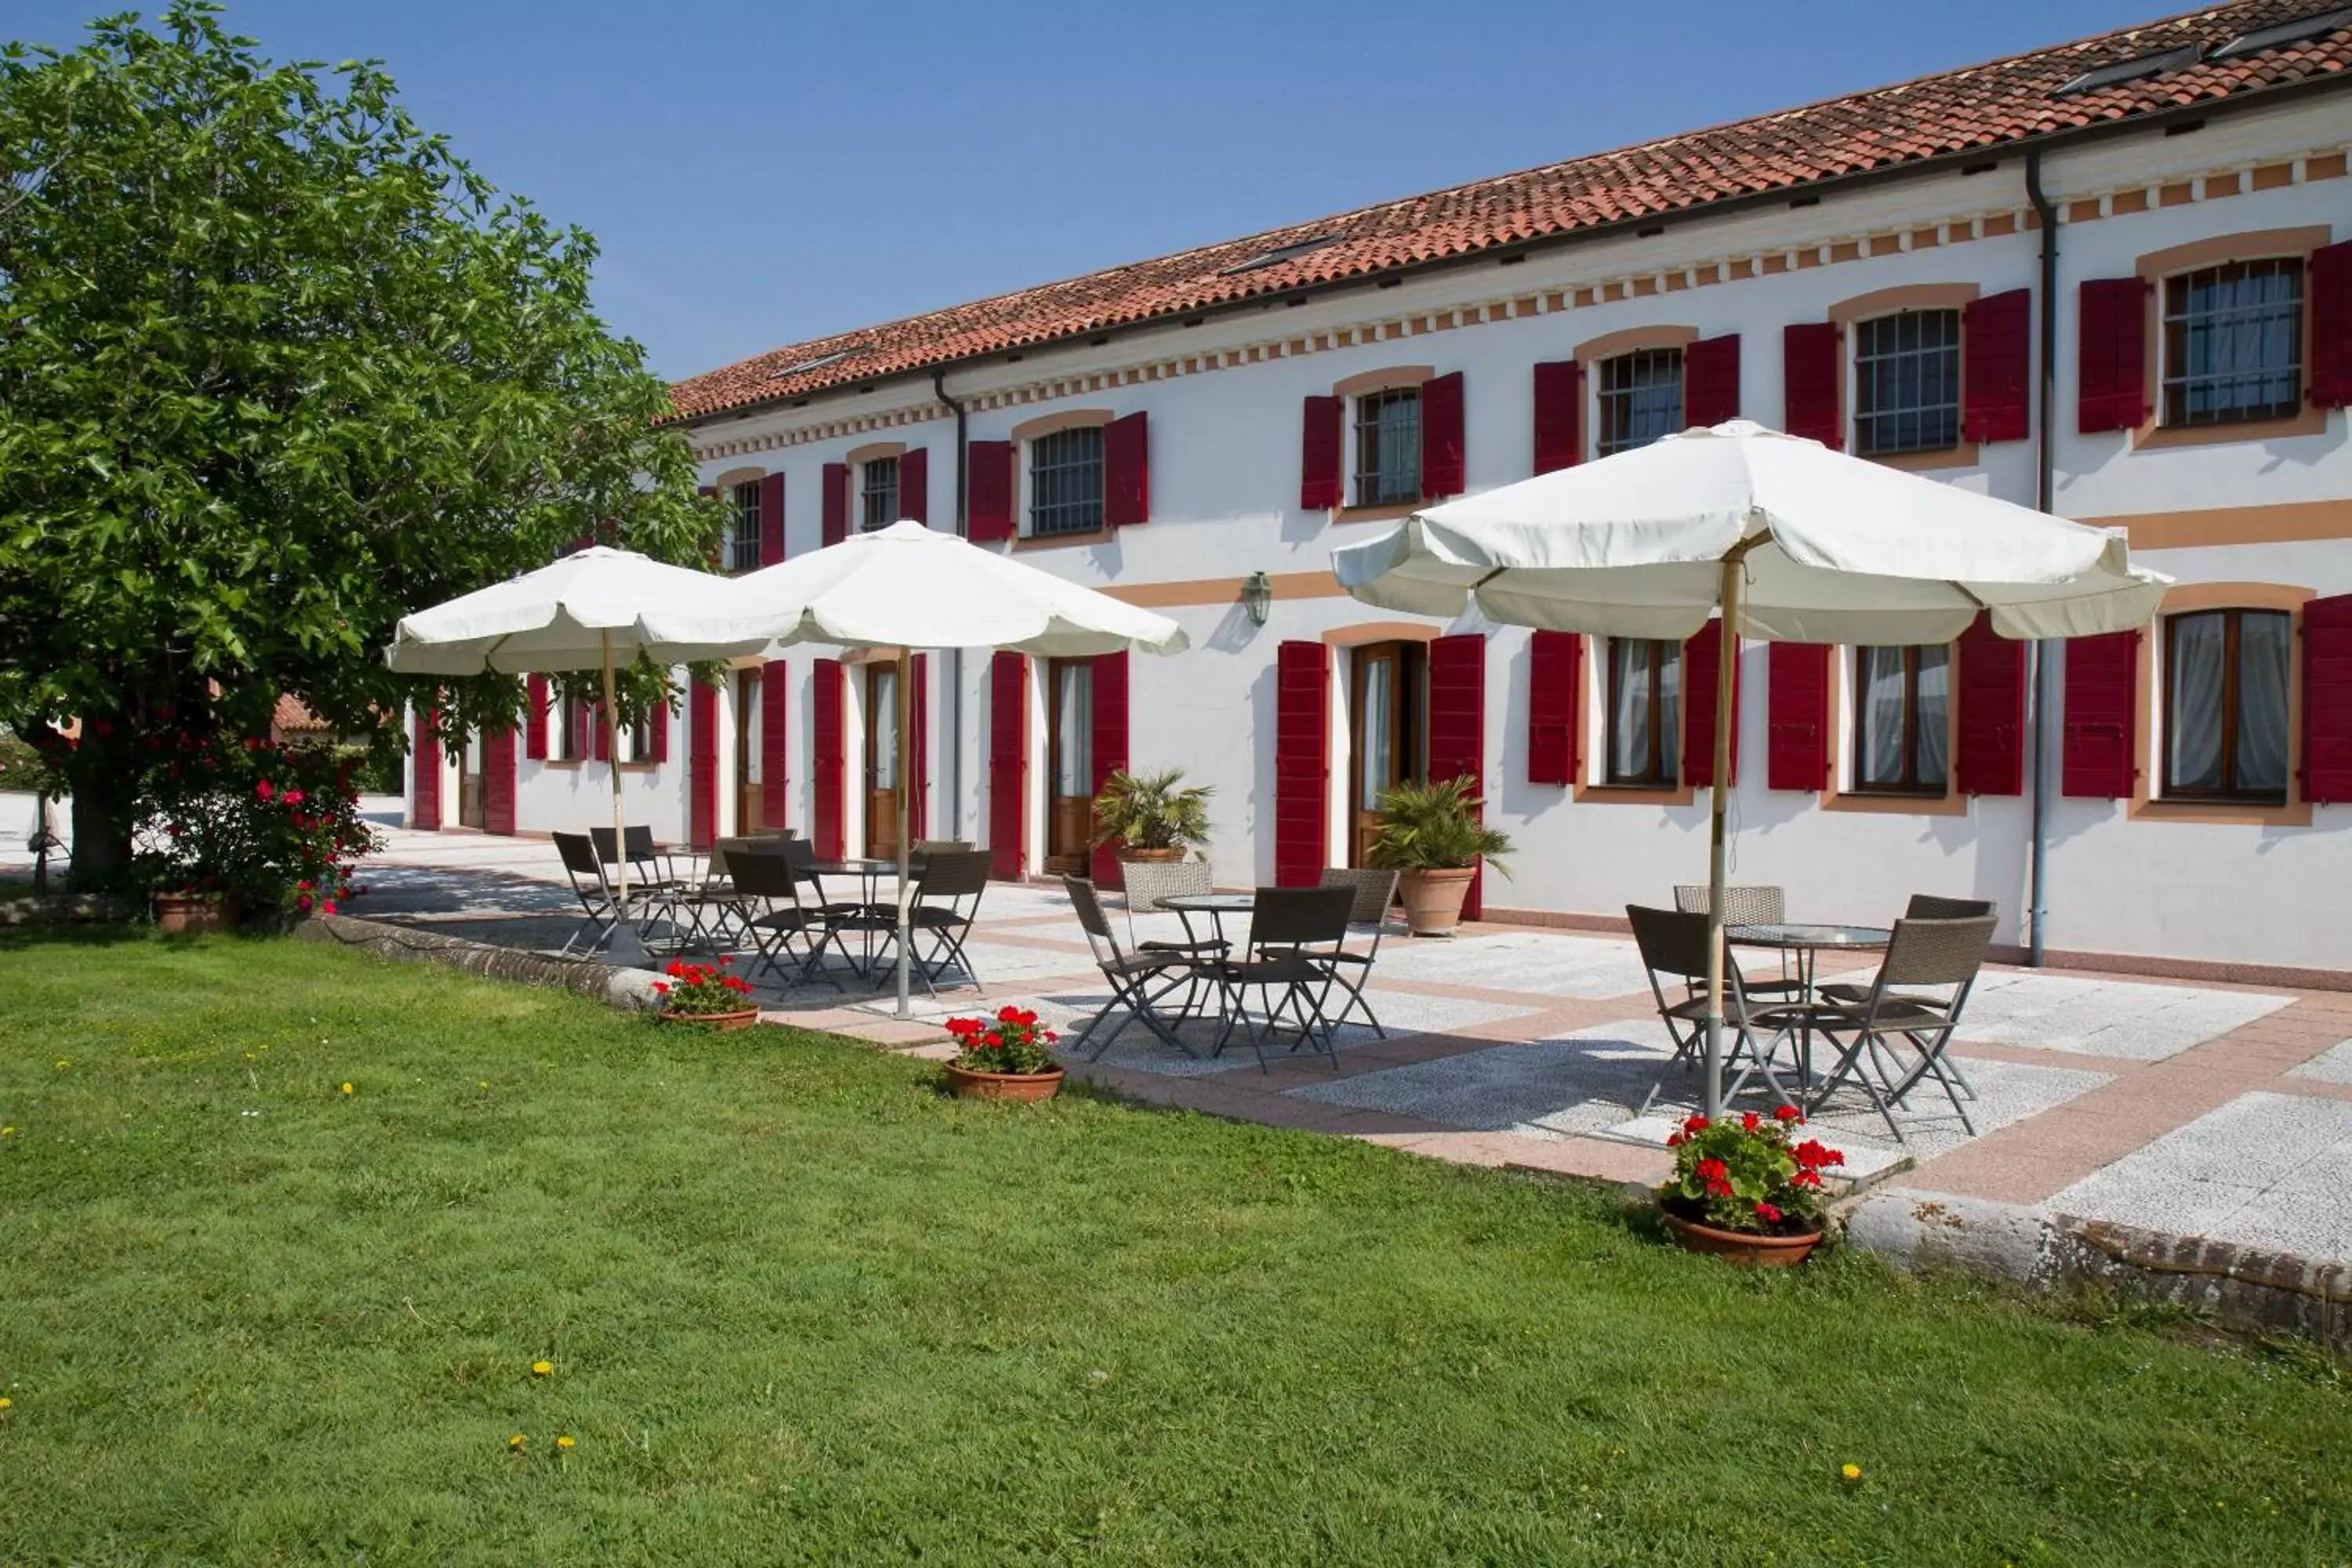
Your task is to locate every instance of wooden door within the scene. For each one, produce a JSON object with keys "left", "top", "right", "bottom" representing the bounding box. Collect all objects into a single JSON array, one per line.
[
  {"left": 1348, "top": 642, "right": 1422, "bottom": 866},
  {"left": 735, "top": 668, "right": 764, "bottom": 834},
  {"left": 1045, "top": 658, "right": 1094, "bottom": 875},
  {"left": 863, "top": 663, "right": 901, "bottom": 860},
  {"left": 456, "top": 731, "right": 486, "bottom": 829}
]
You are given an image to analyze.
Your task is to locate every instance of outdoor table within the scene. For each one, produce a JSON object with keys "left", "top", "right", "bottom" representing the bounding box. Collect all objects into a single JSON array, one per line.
[
  {"left": 1726, "top": 923, "right": 1892, "bottom": 1094},
  {"left": 1149, "top": 891, "right": 1261, "bottom": 1053},
  {"left": 804, "top": 857, "right": 922, "bottom": 978}
]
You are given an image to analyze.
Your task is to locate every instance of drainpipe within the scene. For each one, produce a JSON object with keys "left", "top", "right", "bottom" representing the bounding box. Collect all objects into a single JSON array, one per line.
[
  {"left": 933, "top": 368, "right": 971, "bottom": 840},
  {"left": 2025, "top": 149, "right": 2060, "bottom": 967}
]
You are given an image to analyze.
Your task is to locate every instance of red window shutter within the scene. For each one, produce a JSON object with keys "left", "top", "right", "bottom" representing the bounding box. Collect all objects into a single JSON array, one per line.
[
  {"left": 2061, "top": 630, "right": 2141, "bottom": 798},
  {"left": 1428, "top": 633, "right": 1488, "bottom": 918},
  {"left": 1962, "top": 289, "right": 2031, "bottom": 443},
  {"left": 821, "top": 463, "right": 849, "bottom": 546},
  {"left": 1088, "top": 650, "right": 1130, "bottom": 889},
  {"left": 1526, "top": 630, "right": 1581, "bottom": 786},
  {"left": 760, "top": 472, "right": 786, "bottom": 564},
  {"left": 811, "top": 659, "right": 845, "bottom": 858},
  {"left": 1532, "top": 360, "right": 1581, "bottom": 474},
  {"left": 572, "top": 691, "right": 593, "bottom": 763},
  {"left": 1765, "top": 642, "right": 1831, "bottom": 792},
  {"left": 1955, "top": 614, "right": 2027, "bottom": 796},
  {"left": 900, "top": 447, "right": 927, "bottom": 526},
  {"left": 697, "top": 485, "right": 716, "bottom": 499},
  {"left": 2310, "top": 239, "right": 2352, "bottom": 410},
  {"left": 909, "top": 653, "right": 929, "bottom": 839},
  {"left": 650, "top": 692, "right": 670, "bottom": 764},
  {"left": 1300, "top": 394, "right": 1344, "bottom": 510},
  {"left": 1419, "top": 372, "right": 1465, "bottom": 500},
  {"left": 482, "top": 725, "right": 517, "bottom": 835},
  {"left": 2077, "top": 278, "right": 2151, "bottom": 434},
  {"left": 2301, "top": 593, "right": 2352, "bottom": 803},
  {"left": 688, "top": 679, "right": 718, "bottom": 848},
  {"left": 761, "top": 660, "right": 790, "bottom": 829},
  {"left": 592, "top": 703, "right": 611, "bottom": 763},
  {"left": 412, "top": 708, "right": 441, "bottom": 830},
  {"left": 988, "top": 652, "right": 1027, "bottom": 879},
  {"left": 967, "top": 441, "right": 1016, "bottom": 543},
  {"left": 524, "top": 675, "right": 549, "bottom": 761},
  {"left": 1274, "top": 641, "right": 1329, "bottom": 887},
  {"left": 1682, "top": 619, "right": 1742, "bottom": 787},
  {"left": 1104, "top": 412, "right": 1150, "bottom": 526},
  {"left": 1684, "top": 334, "right": 1740, "bottom": 428},
  {"left": 1783, "top": 322, "right": 1842, "bottom": 448}
]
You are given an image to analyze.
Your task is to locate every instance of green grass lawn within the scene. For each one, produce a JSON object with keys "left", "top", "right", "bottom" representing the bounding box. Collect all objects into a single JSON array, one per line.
[{"left": 2, "top": 931, "right": 2347, "bottom": 1565}]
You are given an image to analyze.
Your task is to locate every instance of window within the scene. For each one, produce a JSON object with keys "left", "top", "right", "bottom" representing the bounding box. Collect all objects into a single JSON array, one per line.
[
  {"left": 2162, "top": 260, "right": 2303, "bottom": 427},
  {"left": 1352, "top": 387, "right": 1421, "bottom": 506},
  {"left": 1853, "top": 311, "right": 1961, "bottom": 456},
  {"left": 727, "top": 481, "right": 763, "bottom": 572},
  {"left": 859, "top": 456, "right": 900, "bottom": 532},
  {"left": 1029, "top": 426, "right": 1105, "bottom": 536},
  {"left": 2165, "top": 608, "right": 2291, "bottom": 802},
  {"left": 553, "top": 689, "right": 585, "bottom": 762},
  {"left": 1595, "top": 350, "right": 1683, "bottom": 457},
  {"left": 1605, "top": 638, "right": 1681, "bottom": 785},
  {"left": 620, "top": 715, "right": 654, "bottom": 764},
  {"left": 1853, "top": 645, "right": 1951, "bottom": 793}
]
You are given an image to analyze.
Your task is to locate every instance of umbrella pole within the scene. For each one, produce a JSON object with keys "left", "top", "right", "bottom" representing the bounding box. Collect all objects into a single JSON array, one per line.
[
  {"left": 894, "top": 646, "right": 914, "bottom": 1019},
  {"left": 601, "top": 631, "right": 636, "bottom": 961},
  {"left": 1700, "top": 556, "right": 1740, "bottom": 1121}
]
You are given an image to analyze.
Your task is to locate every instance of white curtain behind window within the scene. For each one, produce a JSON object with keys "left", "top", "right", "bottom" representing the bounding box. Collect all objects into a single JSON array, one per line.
[
  {"left": 1916, "top": 645, "right": 1951, "bottom": 787},
  {"left": 2168, "top": 615, "right": 2225, "bottom": 790},
  {"left": 1611, "top": 641, "right": 1652, "bottom": 779},
  {"left": 1359, "top": 659, "right": 1395, "bottom": 810},
  {"left": 1054, "top": 665, "right": 1091, "bottom": 797},
  {"left": 1859, "top": 647, "right": 1908, "bottom": 785},
  {"left": 2237, "top": 612, "right": 2291, "bottom": 793},
  {"left": 869, "top": 668, "right": 898, "bottom": 790},
  {"left": 1657, "top": 642, "right": 1681, "bottom": 779}
]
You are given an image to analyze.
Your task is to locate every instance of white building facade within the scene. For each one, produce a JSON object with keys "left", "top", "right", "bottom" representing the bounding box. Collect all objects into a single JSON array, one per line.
[{"left": 407, "top": 5, "right": 2352, "bottom": 985}]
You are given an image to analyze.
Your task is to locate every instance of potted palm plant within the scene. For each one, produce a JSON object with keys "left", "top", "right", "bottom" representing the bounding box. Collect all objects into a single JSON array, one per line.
[
  {"left": 1367, "top": 775, "right": 1512, "bottom": 936},
  {"left": 1090, "top": 766, "right": 1212, "bottom": 865}
]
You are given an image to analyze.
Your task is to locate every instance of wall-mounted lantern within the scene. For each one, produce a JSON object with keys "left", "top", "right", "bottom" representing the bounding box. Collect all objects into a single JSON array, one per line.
[{"left": 1242, "top": 571, "right": 1274, "bottom": 626}]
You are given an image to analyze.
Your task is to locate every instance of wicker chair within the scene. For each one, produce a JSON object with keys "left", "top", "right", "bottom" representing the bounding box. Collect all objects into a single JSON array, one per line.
[
  {"left": 1806, "top": 915, "right": 1998, "bottom": 1142},
  {"left": 727, "top": 845, "right": 837, "bottom": 989},
  {"left": 1317, "top": 867, "right": 1400, "bottom": 1036},
  {"left": 1817, "top": 897, "right": 1997, "bottom": 1106},
  {"left": 1628, "top": 904, "right": 1802, "bottom": 1113},
  {"left": 1211, "top": 886, "right": 1354, "bottom": 1073},
  {"left": 1671, "top": 884, "right": 1806, "bottom": 1000}
]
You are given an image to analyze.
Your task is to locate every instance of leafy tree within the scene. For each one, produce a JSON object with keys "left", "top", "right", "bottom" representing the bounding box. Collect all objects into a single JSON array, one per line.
[{"left": 0, "top": 5, "right": 722, "bottom": 886}]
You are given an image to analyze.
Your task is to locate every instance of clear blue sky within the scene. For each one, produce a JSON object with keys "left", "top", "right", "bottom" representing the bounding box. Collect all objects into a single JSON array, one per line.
[{"left": 13, "top": 2, "right": 2165, "bottom": 381}]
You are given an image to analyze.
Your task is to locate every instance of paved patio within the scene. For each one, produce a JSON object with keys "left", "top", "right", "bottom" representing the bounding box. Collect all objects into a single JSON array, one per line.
[{"left": 139, "top": 820, "right": 2352, "bottom": 1265}]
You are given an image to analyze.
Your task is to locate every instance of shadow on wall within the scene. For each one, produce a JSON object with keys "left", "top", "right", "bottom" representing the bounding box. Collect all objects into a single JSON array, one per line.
[
  {"left": 1203, "top": 597, "right": 1263, "bottom": 655},
  {"left": 1247, "top": 655, "right": 1280, "bottom": 884}
]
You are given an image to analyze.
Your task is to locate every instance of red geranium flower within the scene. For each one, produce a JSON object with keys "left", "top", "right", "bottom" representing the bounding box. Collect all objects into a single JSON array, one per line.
[
  {"left": 1773, "top": 1105, "right": 1802, "bottom": 1123},
  {"left": 1755, "top": 1201, "right": 1782, "bottom": 1223},
  {"left": 1682, "top": 1115, "right": 1710, "bottom": 1133},
  {"left": 1742, "top": 1111, "right": 1760, "bottom": 1132}
]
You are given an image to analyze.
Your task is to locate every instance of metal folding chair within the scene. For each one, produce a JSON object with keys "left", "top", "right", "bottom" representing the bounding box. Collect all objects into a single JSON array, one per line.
[
  {"left": 672, "top": 837, "right": 757, "bottom": 953},
  {"left": 1212, "top": 885, "right": 1354, "bottom": 1073},
  {"left": 1808, "top": 915, "right": 1998, "bottom": 1142},
  {"left": 726, "top": 845, "right": 839, "bottom": 989},
  {"left": 1817, "top": 895, "right": 1995, "bottom": 1104},
  {"left": 904, "top": 849, "right": 993, "bottom": 994},
  {"left": 1628, "top": 903, "right": 1802, "bottom": 1113},
  {"left": 554, "top": 831, "right": 618, "bottom": 957},
  {"left": 1062, "top": 876, "right": 1198, "bottom": 1059},
  {"left": 591, "top": 826, "right": 687, "bottom": 935},
  {"left": 1317, "top": 866, "right": 1399, "bottom": 1037}
]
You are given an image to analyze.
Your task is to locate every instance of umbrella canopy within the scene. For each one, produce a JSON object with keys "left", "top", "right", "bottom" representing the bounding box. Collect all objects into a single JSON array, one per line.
[
  {"left": 641, "top": 521, "right": 1190, "bottom": 657},
  {"left": 1332, "top": 420, "right": 2169, "bottom": 646},
  {"left": 1331, "top": 419, "right": 2171, "bottom": 1123},
  {"left": 385, "top": 546, "right": 745, "bottom": 677}
]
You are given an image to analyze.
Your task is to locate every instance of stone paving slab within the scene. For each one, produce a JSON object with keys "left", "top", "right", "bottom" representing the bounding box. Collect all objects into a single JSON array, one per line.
[
  {"left": 2046, "top": 1091, "right": 2352, "bottom": 1260},
  {"left": 2286, "top": 1038, "right": 2352, "bottom": 1084},
  {"left": 1940, "top": 972, "right": 2292, "bottom": 1061},
  {"left": 1367, "top": 930, "right": 1656, "bottom": 998}
]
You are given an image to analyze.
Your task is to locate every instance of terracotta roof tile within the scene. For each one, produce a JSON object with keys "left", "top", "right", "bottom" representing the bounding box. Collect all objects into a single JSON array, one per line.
[{"left": 667, "top": 1, "right": 2350, "bottom": 423}]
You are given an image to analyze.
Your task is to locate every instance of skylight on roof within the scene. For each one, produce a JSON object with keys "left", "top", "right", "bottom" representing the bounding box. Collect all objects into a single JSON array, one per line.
[
  {"left": 768, "top": 346, "right": 868, "bottom": 379},
  {"left": 2053, "top": 42, "right": 2201, "bottom": 96},
  {"left": 2210, "top": 5, "right": 2352, "bottom": 59},
  {"left": 1218, "top": 234, "right": 1342, "bottom": 276}
]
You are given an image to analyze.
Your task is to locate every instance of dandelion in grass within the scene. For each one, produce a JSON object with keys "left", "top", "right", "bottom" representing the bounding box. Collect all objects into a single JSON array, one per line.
[
  {"left": 1, "top": 1127, "right": 14, "bottom": 1137},
  {"left": 340, "top": 1082, "right": 354, "bottom": 1096},
  {"left": 556, "top": 1435, "right": 575, "bottom": 1452},
  {"left": 507, "top": 1432, "right": 527, "bottom": 1451},
  {"left": 531, "top": 1359, "right": 553, "bottom": 1377},
  {"left": 1842, "top": 1463, "right": 1863, "bottom": 1483}
]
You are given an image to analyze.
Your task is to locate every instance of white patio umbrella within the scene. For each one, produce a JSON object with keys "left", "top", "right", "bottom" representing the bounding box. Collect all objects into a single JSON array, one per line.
[
  {"left": 1331, "top": 419, "right": 2170, "bottom": 1117},
  {"left": 641, "top": 519, "right": 1189, "bottom": 1017},
  {"left": 386, "top": 546, "right": 744, "bottom": 958}
]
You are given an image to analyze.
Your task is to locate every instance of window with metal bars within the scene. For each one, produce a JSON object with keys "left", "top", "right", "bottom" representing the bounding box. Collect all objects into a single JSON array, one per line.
[
  {"left": 1853, "top": 645, "right": 1951, "bottom": 793},
  {"left": 1853, "top": 311, "right": 1961, "bottom": 456},
  {"left": 1604, "top": 637, "right": 1682, "bottom": 785},
  {"left": 1595, "top": 350, "right": 1683, "bottom": 457},
  {"left": 2162, "top": 260, "right": 2303, "bottom": 427},
  {"left": 859, "top": 456, "right": 900, "bottom": 532},
  {"left": 2164, "top": 608, "right": 2291, "bottom": 803},
  {"left": 1028, "top": 426, "right": 1105, "bottom": 535},
  {"left": 1352, "top": 387, "right": 1421, "bottom": 506},
  {"left": 727, "top": 481, "right": 763, "bottom": 572}
]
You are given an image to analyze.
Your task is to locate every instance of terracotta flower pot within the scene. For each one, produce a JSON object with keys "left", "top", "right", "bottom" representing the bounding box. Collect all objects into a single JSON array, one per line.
[
  {"left": 1396, "top": 866, "right": 1477, "bottom": 936},
  {"left": 1116, "top": 847, "right": 1187, "bottom": 865},
  {"left": 1660, "top": 1207, "right": 1823, "bottom": 1269},
  {"left": 944, "top": 1062, "right": 1065, "bottom": 1102},
  {"left": 153, "top": 892, "right": 234, "bottom": 935},
  {"left": 659, "top": 1007, "right": 762, "bottom": 1033}
]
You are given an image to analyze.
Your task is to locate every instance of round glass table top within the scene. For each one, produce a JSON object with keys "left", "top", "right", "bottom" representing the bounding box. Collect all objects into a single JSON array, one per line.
[
  {"left": 1158, "top": 892, "right": 1258, "bottom": 913},
  {"left": 1727, "top": 923, "right": 1893, "bottom": 948}
]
